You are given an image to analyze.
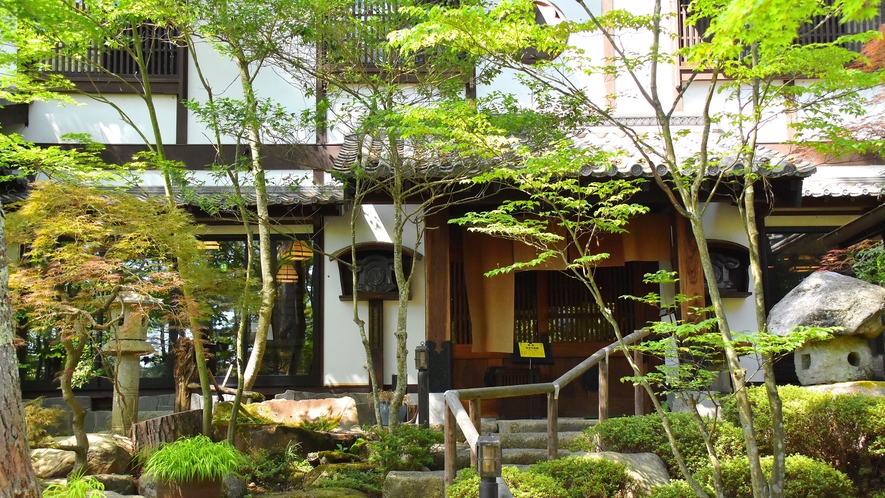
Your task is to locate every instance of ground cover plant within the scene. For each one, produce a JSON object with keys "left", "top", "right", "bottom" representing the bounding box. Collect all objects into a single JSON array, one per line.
[{"left": 448, "top": 457, "right": 635, "bottom": 498}]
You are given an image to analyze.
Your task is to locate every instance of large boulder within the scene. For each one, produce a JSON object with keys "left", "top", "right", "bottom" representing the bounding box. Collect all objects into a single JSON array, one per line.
[
  {"left": 574, "top": 451, "right": 670, "bottom": 497},
  {"left": 768, "top": 272, "right": 885, "bottom": 339},
  {"left": 252, "top": 398, "right": 360, "bottom": 430},
  {"left": 30, "top": 434, "right": 134, "bottom": 478}
]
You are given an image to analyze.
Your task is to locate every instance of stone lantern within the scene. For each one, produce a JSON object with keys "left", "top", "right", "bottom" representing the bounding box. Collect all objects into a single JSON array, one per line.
[{"left": 101, "top": 291, "right": 159, "bottom": 435}]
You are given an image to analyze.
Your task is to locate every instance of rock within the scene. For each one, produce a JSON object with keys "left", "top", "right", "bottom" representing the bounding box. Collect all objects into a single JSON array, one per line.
[
  {"left": 575, "top": 451, "right": 670, "bottom": 497},
  {"left": 31, "top": 434, "right": 134, "bottom": 478},
  {"left": 383, "top": 470, "right": 445, "bottom": 498},
  {"left": 805, "top": 380, "right": 885, "bottom": 396},
  {"left": 252, "top": 398, "right": 360, "bottom": 430},
  {"left": 768, "top": 272, "right": 885, "bottom": 339},
  {"left": 795, "top": 335, "right": 874, "bottom": 385},
  {"left": 137, "top": 472, "right": 158, "bottom": 498},
  {"left": 223, "top": 425, "right": 353, "bottom": 454},
  {"left": 222, "top": 474, "right": 247, "bottom": 498},
  {"left": 93, "top": 474, "right": 137, "bottom": 495}
]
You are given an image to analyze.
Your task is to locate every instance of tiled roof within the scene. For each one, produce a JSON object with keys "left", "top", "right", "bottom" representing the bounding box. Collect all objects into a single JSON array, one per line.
[
  {"left": 801, "top": 166, "right": 885, "bottom": 197},
  {"left": 127, "top": 185, "right": 345, "bottom": 206},
  {"left": 332, "top": 119, "right": 817, "bottom": 180}
]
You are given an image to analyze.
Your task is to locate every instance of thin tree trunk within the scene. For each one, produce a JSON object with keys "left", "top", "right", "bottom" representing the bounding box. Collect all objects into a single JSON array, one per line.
[
  {"left": 0, "top": 206, "right": 40, "bottom": 497},
  {"left": 60, "top": 330, "right": 88, "bottom": 476}
]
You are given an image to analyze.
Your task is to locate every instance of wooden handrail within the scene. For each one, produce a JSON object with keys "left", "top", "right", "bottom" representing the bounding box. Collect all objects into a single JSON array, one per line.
[{"left": 442, "top": 328, "right": 651, "bottom": 486}]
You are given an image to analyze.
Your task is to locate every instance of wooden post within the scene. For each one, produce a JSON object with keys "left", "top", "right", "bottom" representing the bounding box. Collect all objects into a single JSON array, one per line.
[
  {"left": 599, "top": 352, "right": 609, "bottom": 422},
  {"left": 369, "top": 300, "right": 384, "bottom": 390},
  {"left": 547, "top": 393, "right": 558, "bottom": 461},
  {"left": 445, "top": 405, "right": 456, "bottom": 486},
  {"left": 634, "top": 348, "right": 645, "bottom": 415},
  {"left": 469, "top": 399, "right": 481, "bottom": 468}
]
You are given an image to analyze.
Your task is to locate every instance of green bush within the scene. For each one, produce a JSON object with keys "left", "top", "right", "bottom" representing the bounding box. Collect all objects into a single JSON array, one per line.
[
  {"left": 650, "top": 479, "right": 711, "bottom": 498},
  {"left": 43, "top": 474, "right": 105, "bottom": 498},
  {"left": 24, "top": 398, "right": 67, "bottom": 448},
  {"left": 240, "top": 445, "right": 312, "bottom": 491},
  {"left": 528, "top": 456, "right": 636, "bottom": 498},
  {"left": 721, "top": 385, "right": 885, "bottom": 486},
  {"left": 312, "top": 465, "right": 385, "bottom": 497},
  {"left": 447, "top": 467, "right": 569, "bottom": 498},
  {"left": 695, "top": 455, "right": 856, "bottom": 498},
  {"left": 367, "top": 425, "right": 443, "bottom": 471},
  {"left": 575, "top": 411, "right": 742, "bottom": 478}
]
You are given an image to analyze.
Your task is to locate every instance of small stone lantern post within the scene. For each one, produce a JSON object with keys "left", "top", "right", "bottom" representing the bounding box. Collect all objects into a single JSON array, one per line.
[{"left": 101, "top": 292, "right": 159, "bottom": 435}]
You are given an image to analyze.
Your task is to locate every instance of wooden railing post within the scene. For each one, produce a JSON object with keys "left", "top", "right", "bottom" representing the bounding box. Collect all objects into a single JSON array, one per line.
[
  {"left": 634, "top": 348, "right": 645, "bottom": 416},
  {"left": 547, "top": 393, "right": 558, "bottom": 461},
  {"left": 445, "top": 403, "right": 456, "bottom": 486},
  {"left": 469, "top": 399, "right": 481, "bottom": 468},
  {"left": 599, "top": 350, "right": 609, "bottom": 422}
]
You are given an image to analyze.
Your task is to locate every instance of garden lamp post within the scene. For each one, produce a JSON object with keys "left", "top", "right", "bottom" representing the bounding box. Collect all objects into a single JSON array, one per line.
[
  {"left": 415, "top": 342, "right": 429, "bottom": 428},
  {"left": 477, "top": 436, "right": 502, "bottom": 498}
]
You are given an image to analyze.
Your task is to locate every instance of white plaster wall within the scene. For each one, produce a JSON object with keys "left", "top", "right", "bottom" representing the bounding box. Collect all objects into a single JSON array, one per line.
[
  {"left": 23, "top": 94, "right": 178, "bottom": 144},
  {"left": 322, "top": 204, "right": 427, "bottom": 387},
  {"left": 186, "top": 37, "right": 314, "bottom": 145},
  {"left": 703, "top": 202, "right": 772, "bottom": 381}
]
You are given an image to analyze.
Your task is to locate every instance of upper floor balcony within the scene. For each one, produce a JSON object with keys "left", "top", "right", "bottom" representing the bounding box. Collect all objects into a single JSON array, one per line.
[
  {"left": 677, "top": 2, "right": 885, "bottom": 78},
  {"left": 43, "top": 24, "right": 186, "bottom": 95}
]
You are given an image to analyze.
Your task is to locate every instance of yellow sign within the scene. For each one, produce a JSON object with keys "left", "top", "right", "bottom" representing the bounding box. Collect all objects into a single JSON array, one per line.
[{"left": 518, "top": 342, "right": 546, "bottom": 359}]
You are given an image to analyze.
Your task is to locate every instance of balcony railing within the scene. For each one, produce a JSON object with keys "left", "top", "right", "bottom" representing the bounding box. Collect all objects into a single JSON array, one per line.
[
  {"left": 677, "top": 3, "right": 885, "bottom": 71},
  {"left": 43, "top": 24, "right": 185, "bottom": 93}
]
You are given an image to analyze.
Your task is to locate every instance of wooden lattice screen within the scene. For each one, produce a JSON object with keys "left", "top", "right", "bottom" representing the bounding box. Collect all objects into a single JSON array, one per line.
[{"left": 451, "top": 266, "right": 640, "bottom": 345}]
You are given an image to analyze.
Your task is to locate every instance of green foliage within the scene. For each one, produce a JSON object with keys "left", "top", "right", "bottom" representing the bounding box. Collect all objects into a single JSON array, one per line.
[
  {"left": 448, "top": 467, "right": 569, "bottom": 498},
  {"left": 575, "top": 411, "right": 742, "bottom": 478},
  {"left": 650, "top": 479, "right": 712, "bottom": 498},
  {"left": 299, "top": 415, "right": 341, "bottom": 432},
  {"left": 527, "top": 456, "right": 636, "bottom": 498},
  {"left": 820, "top": 239, "right": 885, "bottom": 286},
  {"left": 240, "top": 445, "right": 311, "bottom": 492},
  {"left": 43, "top": 473, "right": 106, "bottom": 498},
  {"left": 366, "top": 424, "right": 443, "bottom": 471},
  {"left": 695, "top": 455, "right": 856, "bottom": 498},
  {"left": 23, "top": 398, "right": 66, "bottom": 448},
  {"left": 722, "top": 385, "right": 885, "bottom": 487},
  {"left": 311, "top": 465, "right": 385, "bottom": 496},
  {"left": 143, "top": 435, "right": 243, "bottom": 482}
]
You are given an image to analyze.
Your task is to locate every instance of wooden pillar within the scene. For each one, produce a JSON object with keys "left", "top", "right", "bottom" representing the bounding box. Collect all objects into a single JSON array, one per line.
[
  {"left": 425, "top": 209, "right": 451, "bottom": 346},
  {"left": 674, "top": 214, "right": 705, "bottom": 322},
  {"left": 469, "top": 399, "right": 481, "bottom": 468},
  {"left": 445, "top": 405, "right": 456, "bottom": 486},
  {"left": 599, "top": 354, "right": 609, "bottom": 422},
  {"left": 634, "top": 349, "right": 646, "bottom": 415},
  {"left": 369, "top": 300, "right": 384, "bottom": 388},
  {"left": 547, "top": 393, "right": 558, "bottom": 460}
]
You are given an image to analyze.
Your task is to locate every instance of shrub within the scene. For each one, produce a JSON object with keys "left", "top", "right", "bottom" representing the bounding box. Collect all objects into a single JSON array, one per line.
[
  {"left": 695, "top": 455, "right": 856, "bottom": 498},
  {"left": 143, "top": 435, "right": 243, "bottom": 483},
  {"left": 575, "top": 411, "right": 742, "bottom": 478},
  {"left": 447, "top": 467, "right": 568, "bottom": 498},
  {"left": 528, "top": 456, "right": 636, "bottom": 498},
  {"left": 24, "top": 397, "right": 67, "bottom": 448},
  {"left": 240, "top": 445, "right": 312, "bottom": 491},
  {"left": 721, "top": 385, "right": 885, "bottom": 486},
  {"left": 311, "top": 465, "right": 385, "bottom": 497},
  {"left": 650, "top": 479, "right": 711, "bottom": 498},
  {"left": 43, "top": 474, "right": 105, "bottom": 498},
  {"left": 366, "top": 425, "right": 443, "bottom": 471}
]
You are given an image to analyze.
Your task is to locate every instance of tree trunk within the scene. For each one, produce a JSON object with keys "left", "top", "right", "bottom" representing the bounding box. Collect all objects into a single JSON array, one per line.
[{"left": 0, "top": 208, "right": 41, "bottom": 497}]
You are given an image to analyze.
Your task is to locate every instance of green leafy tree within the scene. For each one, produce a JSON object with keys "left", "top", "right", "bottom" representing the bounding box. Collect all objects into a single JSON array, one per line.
[
  {"left": 393, "top": 0, "right": 885, "bottom": 496},
  {"left": 8, "top": 179, "right": 216, "bottom": 474}
]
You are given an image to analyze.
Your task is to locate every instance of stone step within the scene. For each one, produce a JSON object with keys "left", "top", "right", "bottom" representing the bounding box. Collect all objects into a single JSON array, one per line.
[
  {"left": 498, "top": 430, "right": 583, "bottom": 450},
  {"left": 495, "top": 417, "right": 598, "bottom": 434}
]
